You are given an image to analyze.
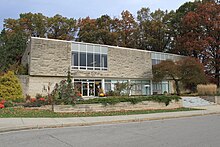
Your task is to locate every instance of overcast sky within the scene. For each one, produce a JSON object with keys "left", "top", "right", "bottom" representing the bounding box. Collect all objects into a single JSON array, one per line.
[{"left": 0, "top": 0, "right": 192, "bottom": 31}]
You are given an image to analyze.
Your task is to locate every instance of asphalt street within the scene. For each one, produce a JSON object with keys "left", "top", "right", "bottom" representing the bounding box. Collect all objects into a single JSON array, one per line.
[{"left": 1, "top": 114, "right": 220, "bottom": 147}]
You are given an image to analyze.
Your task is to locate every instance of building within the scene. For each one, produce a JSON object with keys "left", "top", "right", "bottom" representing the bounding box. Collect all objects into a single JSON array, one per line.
[{"left": 20, "top": 37, "right": 183, "bottom": 97}]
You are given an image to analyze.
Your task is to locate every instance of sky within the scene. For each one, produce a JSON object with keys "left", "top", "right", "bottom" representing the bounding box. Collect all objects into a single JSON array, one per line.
[{"left": 0, "top": 0, "right": 193, "bottom": 31}]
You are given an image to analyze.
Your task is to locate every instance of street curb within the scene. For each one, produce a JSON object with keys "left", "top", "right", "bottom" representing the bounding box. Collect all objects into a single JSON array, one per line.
[{"left": 1, "top": 111, "right": 220, "bottom": 133}]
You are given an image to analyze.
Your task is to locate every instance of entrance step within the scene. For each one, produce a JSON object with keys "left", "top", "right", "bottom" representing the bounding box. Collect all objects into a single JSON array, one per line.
[{"left": 182, "top": 97, "right": 214, "bottom": 108}]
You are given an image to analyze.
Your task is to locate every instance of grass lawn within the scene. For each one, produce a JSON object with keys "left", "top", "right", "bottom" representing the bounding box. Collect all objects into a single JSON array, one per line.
[{"left": 0, "top": 107, "right": 200, "bottom": 118}]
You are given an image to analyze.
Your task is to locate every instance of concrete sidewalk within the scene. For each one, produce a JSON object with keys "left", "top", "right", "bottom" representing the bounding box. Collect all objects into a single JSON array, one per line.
[{"left": 0, "top": 105, "right": 220, "bottom": 133}]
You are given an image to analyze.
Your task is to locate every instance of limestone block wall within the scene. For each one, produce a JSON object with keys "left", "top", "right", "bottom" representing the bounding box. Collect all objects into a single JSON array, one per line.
[
  {"left": 54, "top": 100, "right": 183, "bottom": 112},
  {"left": 28, "top": 76, "right": 66, "bottom": 97},
  {"left": 18, "top": 76, "right": 66, "bottom": 97},
  {"left": 30, "top": 37, "right": 71, "bottom": 76},
  {"left": 108, "top": 47, "right": 152, "bottom": 79},
  {"left": 17, "top": 75, "right": 29, "bottom": 97}
]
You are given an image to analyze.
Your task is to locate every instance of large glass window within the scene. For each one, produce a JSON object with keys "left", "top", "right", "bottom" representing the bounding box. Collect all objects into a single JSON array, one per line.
[
  {"left": 101, "top": 54, "right": 107, "bottom": 68},
  {"left": 94, "top": 53, "right": 100, "bottom": 67},
  {"left": 151, "top": 52, "right": 182, "bottom": 65},
  {"left": 71, "top": 42, "right": 108, "bottom": 70},
  {"left": 87, "top": 53, "right": 94, "bottom": 67},
  {"left": 80, "top": 52, "right": 86, "bottom": 66},
  {"left": 73, "top": 52, "right": 78, "bottom": 66}
]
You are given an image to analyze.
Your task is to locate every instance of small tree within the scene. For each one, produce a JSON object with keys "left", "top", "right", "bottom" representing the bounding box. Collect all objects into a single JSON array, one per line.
[
  {"left": 0, "top": 71, "right": 23, "bottom": 101},
  {"left": 153, "top": 57, "right": 207, "bottom": 95},
  {"left": 51, "top": 70, "right": 77, "bottom": 104}
]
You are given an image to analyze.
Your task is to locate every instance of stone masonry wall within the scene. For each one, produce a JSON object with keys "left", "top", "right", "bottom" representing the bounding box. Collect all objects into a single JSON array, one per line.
[
  {"left": 18, "top": 76, "right": 66, "bottom": 97},
  {"left": 108, "top": 47, "right": 152, "bottom": 79},
  {"left": 54, "top": 100, "right": 183, "bottom": 112},
  {"left": 28, "top": 76, "right": 66, "bottom": 97},
  {"left": 30, "top": 37, "right": 71, "bottom": 76},
  {"left": 17, "top": 75, "right": 29, "bottom": 97}
]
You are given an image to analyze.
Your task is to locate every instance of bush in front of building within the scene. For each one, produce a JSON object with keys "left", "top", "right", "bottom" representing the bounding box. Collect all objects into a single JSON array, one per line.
[
  {"left": 0, "top": 71, "right": 23, "bottom": 101},
  {"left": 197, "top": 84, "right": 217, "bottom": 95},
  {"left": 51, "top": 70, "right": 80, "bottom": 105}
]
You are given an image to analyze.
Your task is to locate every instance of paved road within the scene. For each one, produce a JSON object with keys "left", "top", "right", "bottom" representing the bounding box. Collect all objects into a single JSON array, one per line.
[{"left": 1, "top": 115, "right": 220, "bottom": 147}]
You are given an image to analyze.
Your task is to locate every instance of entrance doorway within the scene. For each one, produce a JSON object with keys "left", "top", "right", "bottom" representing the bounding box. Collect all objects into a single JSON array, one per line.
[
  {"left": 82, "top": 82, "right": 95, "bottom": 96},
  {"left": 74, "top": 79, "right": 102, "bottom": 97}
]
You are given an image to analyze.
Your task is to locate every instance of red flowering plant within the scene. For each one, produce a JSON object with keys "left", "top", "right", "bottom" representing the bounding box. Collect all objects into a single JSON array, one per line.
[
  {"left": 0, "top": 103, "right": 4, "bottom": 109},
  {"left": 0, "top": 100, "right": 6, "bottom": 104},
  {"left": 39, "top": 97, "right": 45, "bottom": 101},
  {"left": 0, "top": 99, "right": 6, "bottom": 109},
  {"left": 23, "top": 93, "right": 48, "bottom": 107},
  {"left": 30, "top": 98, "right": 36, "bottom": 103}
]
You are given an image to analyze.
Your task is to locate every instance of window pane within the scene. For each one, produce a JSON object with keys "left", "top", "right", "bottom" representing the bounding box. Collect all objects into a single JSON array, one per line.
[
  {"left": 161, "top": 54, "right": 165, "bottom": 60},
  {"left": 94, "top": 46, "right": 100, "bottom": 53},
  {"left": 94, "top": 53, "right": 100, "bottom": 67},
  {"left": 101, "top": 54, "right": 107, "bottom": 68},
  {"left": 87, "top": 53, "right": 94, "bottom": 67},
  {"left": 80, "top": 52, "right": 86, "bottom": 66},
  {"left": 87, "top": 45, "right": 93, "bottom": 53},
  {"left": 152, "top": 53, "right": 156, "bottom": 59},
  {"left": 73, "top": 52, "right": 78, "bottom": 66},
  {"left": 152, "top": 59, "right": 157, "bottom": 65},
  {"left": 80, "top": 44, "right": 86, "bottom": 52},
  {"left": 155, "top": 53, "right": 160, "bottom": 59},
  {"left": 101, "top": 46, "right": 108, "bottom": 54},
  {"left": 72, "top": 43, "right": 78, "bottom": 51}
]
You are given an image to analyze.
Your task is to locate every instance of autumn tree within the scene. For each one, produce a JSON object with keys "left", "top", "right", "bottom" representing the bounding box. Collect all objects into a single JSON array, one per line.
[
  {"left": 77, "top": 15, "right": 118, "bottom": 45},
  {"left": 4, "top": 13, "right": 77, "bottom": 40},
  {"left": 47, "top": 14, "right": 77, "bottom": 40},
  {"left": 169, "top": 1, "right": 199, "bottom": 53},
  {"left": 174, "top": 1, "right": 220, "bottom": 86},
  {"left": 117, "top": 10, "right": 138, "bottom": 48},
  {"left": 153, "top": 57, "right": 207, "bottom": 95},
  {"left": 77, "top": 17, "right": 97, "bottom": 43},
  {"left": 95, "top": 15, "right": 118, "bottom": 45},
  {"left": 137, "top": 8, "right": 174, "bottom": 52},
  {"left": 4, "top": 13, "right": 47, "bottom": 37}
]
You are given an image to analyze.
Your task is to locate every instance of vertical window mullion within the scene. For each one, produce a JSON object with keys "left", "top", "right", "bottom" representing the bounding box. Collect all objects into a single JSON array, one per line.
[
  {"left": 78, "top": 44, "right": 80, "bottom": 69},
  {"left": 86, "top": 44, "right": 87, "bottom": 70},
  {"left": 93, "top": 45, "right": 94, "bottom": 70}
]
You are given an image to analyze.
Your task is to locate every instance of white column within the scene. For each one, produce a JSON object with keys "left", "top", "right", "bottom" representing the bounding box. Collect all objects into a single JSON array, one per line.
[
  {"left": 101, "top": 79, "right": 105, "bottom": 93},
  {"left": 128, "top": 79, "right": 131, "bottom": 96},
  {"left": 150, "top": 80, "right": 153, "bottom": 95}
]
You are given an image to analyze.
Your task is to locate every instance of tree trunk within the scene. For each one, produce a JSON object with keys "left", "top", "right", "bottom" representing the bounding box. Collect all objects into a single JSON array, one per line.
[{"left": 174, "top": 80, "right": 180, "bottom": 96}]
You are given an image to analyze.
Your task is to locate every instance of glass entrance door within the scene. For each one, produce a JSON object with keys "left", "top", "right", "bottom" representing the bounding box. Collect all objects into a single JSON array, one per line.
[
  {"left": 82, "top": 83, "right": 88, "bottom": 96},
  {"left": 82, "top": 82, "right": 95, "bottom": 96},
  {"left": 88, "top": 82, "right": 95, "bottom": 96}
]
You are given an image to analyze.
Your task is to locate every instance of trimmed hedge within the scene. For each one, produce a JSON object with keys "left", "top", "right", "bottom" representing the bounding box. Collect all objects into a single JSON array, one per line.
[{"left": 77, "top": 95, "right": 181, "bottom": 106}]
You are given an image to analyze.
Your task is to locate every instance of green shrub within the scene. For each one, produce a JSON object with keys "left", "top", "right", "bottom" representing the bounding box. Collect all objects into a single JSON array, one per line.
[
  {"left": 77, "top": 95, "right": 180, "bottom": 106},
  {"left": 35, "top": 93, "right": 43, "bottom": 99},
  {"left": 0, "top": 71, "right": 23, "bottom": 101},
  {"left": 4, "top": 100, "right": 14, "bottom": 107},
  {"left": 23, "top": 101, "right": 42, "bottom": 107}
]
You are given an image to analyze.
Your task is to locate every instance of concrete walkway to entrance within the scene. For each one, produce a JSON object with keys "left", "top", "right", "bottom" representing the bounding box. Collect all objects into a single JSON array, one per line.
[{"left": 0, "top": 105, "right": 220, "bottom": 133}]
